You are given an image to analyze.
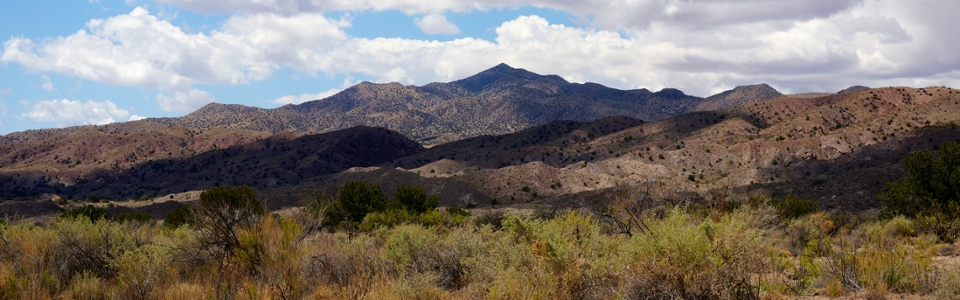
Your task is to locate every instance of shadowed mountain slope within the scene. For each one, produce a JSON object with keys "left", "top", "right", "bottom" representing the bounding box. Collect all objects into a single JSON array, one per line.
[
  {"left": 0, "top": 125, "right": 423, "bottom": 201},
  {"left": 146, "top": 64, "right": 782, "bottom": 145},
  {"left": 318, "top": 86, "right": 960, "bottom": 210}
]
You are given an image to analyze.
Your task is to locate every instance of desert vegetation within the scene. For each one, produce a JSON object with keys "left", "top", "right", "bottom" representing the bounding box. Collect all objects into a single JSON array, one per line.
[
  {"left": 1, "top": 143, "right": 959, "bottom": 299},
  {"left": 0, "top": 196, "right": 958, "bottom": 298}
]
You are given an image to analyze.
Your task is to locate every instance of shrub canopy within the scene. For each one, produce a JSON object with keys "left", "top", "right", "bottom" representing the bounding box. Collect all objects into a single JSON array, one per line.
[{"left": 880, "top": 141, "right": 960, "bottom": 240}]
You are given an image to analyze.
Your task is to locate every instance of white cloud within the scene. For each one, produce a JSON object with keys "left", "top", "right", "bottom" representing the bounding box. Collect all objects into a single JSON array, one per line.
[
  {"left": 23, "top": 99, "right": 130, "bottom": 127},
  {"left": 271, "top": 89, "right": 342, "bottom": 105},
  {"left": 414, "top": 13, "right": 460, "bottom": 35},
  {"left": 4, "top": 0, "right": 960, "bottom": 103},
  {"left": 0, "top": 7, "right": 349, "bottom": 111},
  {"left": 157, "top": 88, "right": 216, "bottom": 113},
  {"left": 129, "top": 114, "right": 146, "bottom": 121},
  {"left": 40, "top": 75, "right": 54, "bottom": 91},
  {"left": 152, "top": 0, "right": 863, "bottom": 31}
]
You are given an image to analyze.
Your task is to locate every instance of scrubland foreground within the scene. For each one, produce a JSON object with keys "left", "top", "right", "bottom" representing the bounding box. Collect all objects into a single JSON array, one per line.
[{"left": 1, "top": 194, "right": 959, "bottom": 300}]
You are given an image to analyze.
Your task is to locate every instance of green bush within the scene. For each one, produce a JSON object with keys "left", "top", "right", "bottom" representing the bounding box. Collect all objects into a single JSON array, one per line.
[
  {"left": 775, "top": 195, "right": 819, "bottom": 219},
  {"left": 163, "top": 205, "right": 195, "bottom": 228},
  {"left": 625, "top": 207, "right": 768, "bottom": 299},
  {"left": 198, "top": 185, "right": 264, "bottom": 217},
  {"left": 60, "top": 205, "right": 111, "bottom": 221},
  {"left": 394, "top": 186, "right": 439, "bottom": 214},
  {"left": 189, "top": 185, "right": 267, "bottom": 276},
  {"left": 880, "top": 141, "right": 960, "bottom": 241},
  {"left": 324, "top": 181, "right": 389, "bottom": 227},
  {"left": 359, "top": 209, "right": 411, "bottom": 231}
]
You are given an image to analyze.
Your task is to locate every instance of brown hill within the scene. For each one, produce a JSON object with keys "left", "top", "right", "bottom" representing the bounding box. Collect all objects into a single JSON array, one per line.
[
  {"left": 318, "top": 86, "right": 960, "bottom": 210},
  {"left": 145, "top": 64, "right": 782, "bottom": 146},
  {"left": 0, "top": 124, "right": 422, "bottom": 202},
  {"left": 695, "top": 83, "right": 784, "bottom": 111}
]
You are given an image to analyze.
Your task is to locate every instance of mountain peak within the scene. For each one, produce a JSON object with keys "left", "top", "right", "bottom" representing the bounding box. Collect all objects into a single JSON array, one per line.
[
  {"left": 695, "top": 83, "right": 784, "bottom": 111},
  {"left": 838, "top": 86, "right": 871, "bottom": 94},
  {"left": 490, "top": 62, "right": 515, "bottom": 71},
  {"left": 655, "top": 88, "right": 687, "bottom": 98},
  {"left": 452, "top": 63, "right": 545, "bottom": 92}
]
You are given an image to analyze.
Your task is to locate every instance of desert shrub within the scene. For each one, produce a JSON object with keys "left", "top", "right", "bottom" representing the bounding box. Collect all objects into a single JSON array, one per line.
[
  {"left": 159, "top": 282, "right": 212, "bottom": 300},
  {"left": 68, "top": 271, "right": 112, "bottom": 300},
  {"left": 394, "top": 186, "right": 439, "bottom": 214},
  {"left": 176, "top": 185, "right": 267, "bottom": 297},
  {"left": 51, "top": 218, "right": 121, "bottom": 282},
  {"left": 306, "top": 233, "right": 384, "bottom": 298},
  {"left": 935, "top": 267, "right": 960, "bottom": 299},
  {"left": 445, "top": 207, "right": 470, "bottom": 217},
  {"left": 383, "top": 225, "right": 477, "bottom": 290},
  {"left": 783, "top": 212, "right": 835, "bottom": 256},
  {"left": 60, "top": 205, "right": 111, "bottom": 221},
  {"left": 111, "top": 242, "right": 171, "bottom": 300},
  {"left": 880, "top": 141, "right": 960, "bottom": 241},
  {"left": 819, "top": 219, "right": 939, "bottom": 295},
  {"left": 473, "top": 211, "right": 505, "bottom": 229},
  {"left": 324, "top": 181, "right": 389, "bottom": 228},
  {"left": 360, "top": 209, "right": 412, "bottom": 231},
  {"left": 438, "top": 208, "right": 471, "bottom": 227},
  {"left": 116, "top": 212, "right": 154, "bottom": 224},
  {"left": 252, "top": 215, "right": 312, "bottom": 299},
  {"left": 774, "top": 195, "right": 819, "bottom": 219},
  {"left": 164, "top": 205, "right": 195, "bottom": 228},
  {"left": 624, "top": 207, "right": 769, "bottom": 299}
]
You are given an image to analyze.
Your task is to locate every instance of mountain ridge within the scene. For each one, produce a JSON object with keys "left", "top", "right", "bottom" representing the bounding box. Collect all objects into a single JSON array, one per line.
[{"left": 144, "top": 64, "right": 784, "bottom": 146}]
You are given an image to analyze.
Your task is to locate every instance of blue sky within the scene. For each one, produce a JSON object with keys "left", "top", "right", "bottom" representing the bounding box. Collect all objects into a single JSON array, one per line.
[{"left": 1, "top": 0, "right": 959, "bottom": 135}]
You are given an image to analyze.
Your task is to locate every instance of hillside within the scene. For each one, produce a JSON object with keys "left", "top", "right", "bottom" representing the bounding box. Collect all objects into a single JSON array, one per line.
[
  {"left": 314, "top": 86, "right": 960, "bottom": 210},
  {"left": 146, "top": 64, "right": 783, "bottom": 145},
  {"left": 2, "top": 85, "right": 959, "bottom": 214},
  {"left": 695, "top": 83, "right": 783, "bottom": 111},
  {"left": 0, "top": 125, "right": 423, "bottom": 203}
]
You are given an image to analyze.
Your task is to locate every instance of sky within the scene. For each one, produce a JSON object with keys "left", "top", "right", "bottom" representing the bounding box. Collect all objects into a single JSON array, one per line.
[{"left": 1, "top": 0, "right": 958, "bottom": 135}]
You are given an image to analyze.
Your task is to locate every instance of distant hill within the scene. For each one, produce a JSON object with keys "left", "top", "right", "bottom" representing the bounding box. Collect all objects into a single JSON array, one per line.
[
  {"left": 695, "top": 83, "right": 783, "bottom": 111},
  {"left": 838, "top": 85, "right": 871, "bottom": 94},
  {"left": 0, "top": 125, "right": 422, "bottom": 201},
  {"left": 2, "top": 86, "right": 960, "bottom": 214},
  {"left": 310, "top": 86, "right": 960, "bottom": 209},
  {"left": 146, "top": 63, "right": 783, "bottom": 145}
]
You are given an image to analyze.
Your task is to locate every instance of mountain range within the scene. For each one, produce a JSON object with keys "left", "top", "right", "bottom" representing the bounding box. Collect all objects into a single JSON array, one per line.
[
  {"left": 2, "top": 64, "right": 959, "bottom": 218},
  {"left": 146, "top": 63, "right": 783, "bottom": 145}
]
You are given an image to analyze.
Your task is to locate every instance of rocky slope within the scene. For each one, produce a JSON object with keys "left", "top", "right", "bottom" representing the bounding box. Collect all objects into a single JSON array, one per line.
[
  {"left": 3, "top": 82, "right": 958, "bottom": 214},
  {"left": 319, "top": 86, "right": 960, "bottom": 210},
  {"left": 146, "top": 64, "right": 783, "bottom": 145},
  {"left": 0, "top": 125, "right": 423, "bottom": 202}
]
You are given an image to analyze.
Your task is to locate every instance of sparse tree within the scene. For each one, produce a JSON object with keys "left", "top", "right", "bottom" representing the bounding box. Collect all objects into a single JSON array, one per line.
[
  {"left": 324, "top": 181, "right": 388, "bottom": 227},
  {"left": 394, "top": 185, "right": 439, "bottom": 214},
  {"left": 880, "top": 141, "right": 960, "bottom": 241}
]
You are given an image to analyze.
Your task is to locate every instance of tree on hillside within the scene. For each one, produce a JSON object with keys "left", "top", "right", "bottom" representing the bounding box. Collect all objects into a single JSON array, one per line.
[
  {"left": 395, "top": 185, "right": 439, "bottom": 214},
  {"left": 880, "top": 141, "right": 960, "bottom": 241},
  {"left": 324, "top": 181, "right": 388, "bottom": 227}
]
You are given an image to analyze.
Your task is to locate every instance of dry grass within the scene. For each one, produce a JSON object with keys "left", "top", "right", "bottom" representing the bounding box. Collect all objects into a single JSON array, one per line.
[{"left": 0, "top": 201, "right": 957, "bottom": 299}]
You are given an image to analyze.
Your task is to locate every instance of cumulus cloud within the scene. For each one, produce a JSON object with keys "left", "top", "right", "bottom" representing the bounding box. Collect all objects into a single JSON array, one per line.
[
  {"left": 152, "top": 0, "right": 500, "bottom": 15},
  {"left": 271, "top": 88, "right": 342, "bottom": 105},
  {"left": 129, "top": 115, "right": 146, "bottom": 121},
  {"left": 414, "top": 13, "right": 460, "bottom": 34},
  {"left": 4, "top": 0, "right": 960, "bottom": 102},
  {"left": 157, "top": 88, "right": 216, "bottom": 113},
  {"left": 23, "top": 99, "right": 130, "bottom": 127},
  {"left": 152, "top": 0, "right": 863, "bottom": 30},
  {"left": 0, "top": 7, "right": 350, "bottom": 111}
]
